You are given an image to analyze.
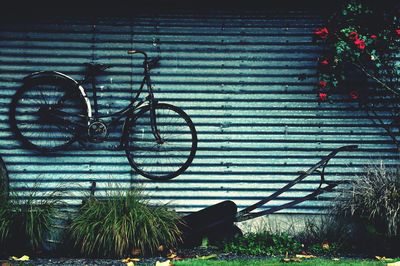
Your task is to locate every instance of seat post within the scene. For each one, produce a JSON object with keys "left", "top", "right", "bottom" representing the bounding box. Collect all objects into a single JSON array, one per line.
[
  {"left": 91, "top": 75, "right": 99, "bottom": 118},
  {"left": 84, "top": 62, "right": 112, "bottom": 119}
]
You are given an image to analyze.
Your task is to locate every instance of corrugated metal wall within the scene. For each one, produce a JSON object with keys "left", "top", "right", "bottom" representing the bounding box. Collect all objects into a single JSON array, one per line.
[{"left": 1, "top": 10, "right": 399, "bottom": 214}]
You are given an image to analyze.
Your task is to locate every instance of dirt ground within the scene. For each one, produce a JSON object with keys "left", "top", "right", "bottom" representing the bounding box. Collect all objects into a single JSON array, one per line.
[{"left": 1, "top": 247, "right": 260, "bottom": 266}]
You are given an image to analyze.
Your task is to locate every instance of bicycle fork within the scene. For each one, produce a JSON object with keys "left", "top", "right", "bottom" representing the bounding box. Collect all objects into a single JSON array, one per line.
[{"left": 149, "top": 99, "right": 164, "bottom": 144}]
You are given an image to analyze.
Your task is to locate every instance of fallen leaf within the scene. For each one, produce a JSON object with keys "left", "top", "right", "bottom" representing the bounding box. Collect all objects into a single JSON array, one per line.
[
  {"left": 282, "top": 257, "right": 302, "bottom": 262},
  {"left": 167, "top": 252, "right": 177, "bottom": 259},
  {"left": 387, "top": 262, "right": 400, "bottom": 266},
  {"left": 10, "top": 255, "right": 30, "bottom": 261},
  {"left": 296, "top": 254, "right": 317, "bottom": 259},
  {"left": 155, "top": 260, "right": 172, "bottom": 266},
  {"left": 376, "top": 256, "right": 393, "bottom": 262},
  {"left": 121, "top": 258, "right": 140, "bottom": 263},
  {"left": 322, "top": 241, "right": 330, "bottom": 250},
  {"left": 195, "top": 254, "right": 218, "bottom": 260}
]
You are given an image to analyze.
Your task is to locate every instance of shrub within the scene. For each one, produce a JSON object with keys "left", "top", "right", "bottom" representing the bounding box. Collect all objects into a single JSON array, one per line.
[
  {"left": 313, "top": 0, "right": 400, "bottom": 148},
  {"left": 223, "top": 231, "right": 302, "bottom": 256},
  {"left": 69, "top": 188, "right": 182, "bottom": 258},
  {"left": 313, "top": 0, "right": 400, "bottom": 100}
]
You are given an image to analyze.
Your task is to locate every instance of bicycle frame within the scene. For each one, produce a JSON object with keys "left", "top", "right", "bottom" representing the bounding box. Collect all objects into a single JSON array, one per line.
[
  {"left": 12, "top": 49, "right": 197, "bottom": 180},
  {"left": 78, "top": 50, "right": 163, "bottom": 145},
  {"left": 22, "top": 50, "right": 163, "bottom": 146},
  {"left": 83, "top": 75, "right": 153, "bottom": 126},
  {"left": 80, "top": 58, "right": 153, "bottom": 121}
]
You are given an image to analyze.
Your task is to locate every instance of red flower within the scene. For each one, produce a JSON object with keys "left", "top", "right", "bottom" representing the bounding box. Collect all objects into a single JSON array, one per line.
[
  {"left": 319, "top": 81, "right": 327, "bottom": 88},
  {"left": 319, "top": 92, "right": 328, "bottom": 101},
  {"left": 396, "top": 29, "right": 400, "bottom": 36},
  {"left": 370, "top": 34, "right": 377, "bottom": 39},
  {"left": 350, "top": 90, "right": 359, "bottom": 100},
  {"left": 354, "top": 38, "right": 366, "bottom": 50},
  {"left": 320, "top": 59, "right": 329, "bottom": 66},
  {"left": 348, "top": 31, "right": 359, "bottom": 40},
  {"left": 314, "top": 27, "right": 329, "bottom": 39}
]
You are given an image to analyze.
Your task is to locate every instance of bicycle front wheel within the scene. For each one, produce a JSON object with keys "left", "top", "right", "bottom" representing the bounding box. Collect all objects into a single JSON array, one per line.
[
  {"left": 9, "top": 76, "right": 88, "bottom": 152},
  {"left": 124, "top": 103, "right": 197, "bottom": 181}
]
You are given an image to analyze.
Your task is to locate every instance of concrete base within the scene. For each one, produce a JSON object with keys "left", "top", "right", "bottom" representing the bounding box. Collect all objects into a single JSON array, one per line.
[{"left": 236, "top": 213, "right": 326, "bottom": 235}]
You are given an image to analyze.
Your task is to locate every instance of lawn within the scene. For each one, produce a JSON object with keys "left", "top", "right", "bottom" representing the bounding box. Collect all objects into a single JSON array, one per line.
[{"left": 174, "top": 258, "right": 390, "bottom": 266}]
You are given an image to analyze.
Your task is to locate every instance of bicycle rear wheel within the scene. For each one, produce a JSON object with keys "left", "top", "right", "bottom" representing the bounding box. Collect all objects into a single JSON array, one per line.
[
  {"left": 124, "top": 103, "right": 197, "bottom": 180},
  {"left": 9, "top": 76, "right": 88, "bottom": 152}
]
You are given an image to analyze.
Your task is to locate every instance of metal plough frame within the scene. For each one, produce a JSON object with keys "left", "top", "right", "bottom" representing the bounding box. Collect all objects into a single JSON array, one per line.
[{"left": 236, "top": 145, "right": 358, "bottom": 222}]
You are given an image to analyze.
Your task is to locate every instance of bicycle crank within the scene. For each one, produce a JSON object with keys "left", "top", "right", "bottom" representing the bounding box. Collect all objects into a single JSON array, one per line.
[{"left": 88, "top": 120, "right": 108, "bottom": 142}]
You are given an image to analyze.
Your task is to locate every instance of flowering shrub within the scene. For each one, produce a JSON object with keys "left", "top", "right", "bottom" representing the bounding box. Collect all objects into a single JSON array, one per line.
[{"left": 313, "top": 1, "right": 400, "bottom": 102}]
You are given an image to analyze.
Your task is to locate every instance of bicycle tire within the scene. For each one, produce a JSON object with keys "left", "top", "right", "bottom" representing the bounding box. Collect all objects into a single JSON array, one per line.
[
  {"left": 124, "top": 103, "right": 197, "bottom": 181},
  {"left": 9, "top": 76, "right": 88, "bottom": 152}
]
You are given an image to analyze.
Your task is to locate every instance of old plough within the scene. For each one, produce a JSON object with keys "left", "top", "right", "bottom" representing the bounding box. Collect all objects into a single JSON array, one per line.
[{"left": 179, "top": 145, "right": 358, "bottom": 246}]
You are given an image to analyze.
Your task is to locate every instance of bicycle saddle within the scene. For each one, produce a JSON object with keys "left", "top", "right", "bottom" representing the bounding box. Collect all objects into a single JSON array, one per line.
[
  {"left": 147, "top": 57, "right": 161, "bottom": 70},
  {"left": 84, "top": 63, "right": 112, "bottom": 76}
]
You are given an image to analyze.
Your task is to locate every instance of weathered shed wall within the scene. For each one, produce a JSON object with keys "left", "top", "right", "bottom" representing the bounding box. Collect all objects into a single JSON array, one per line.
[{"left": 0, "top": 10, "right": 398, "bottom": 214}]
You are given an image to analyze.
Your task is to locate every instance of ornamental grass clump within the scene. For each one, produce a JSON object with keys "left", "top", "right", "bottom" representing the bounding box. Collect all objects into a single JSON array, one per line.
[
  {"left": 333, "top": 162, "right": 400, "bottom": 255},
  {"left": 334, "top": 162, "right": 400, "bottom": 237},
  {"left": 69, "top": 187, "right": 182, "bottom": 258},
  {"left": 0, "top": 188, "right": 62, "bottom": 254}
]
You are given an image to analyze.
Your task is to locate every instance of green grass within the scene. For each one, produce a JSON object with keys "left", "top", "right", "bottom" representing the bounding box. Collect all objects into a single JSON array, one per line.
[{"left": 174, "top": 258, "right": 389, "bottom": 266}]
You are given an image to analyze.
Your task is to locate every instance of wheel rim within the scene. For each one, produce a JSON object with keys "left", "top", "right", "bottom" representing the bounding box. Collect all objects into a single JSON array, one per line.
[
  {"left": 11, "top": 78, "right": 87, "bottom": 151},
  {"left": 126, "top": 104, "right": 197, "bottom": 180}
]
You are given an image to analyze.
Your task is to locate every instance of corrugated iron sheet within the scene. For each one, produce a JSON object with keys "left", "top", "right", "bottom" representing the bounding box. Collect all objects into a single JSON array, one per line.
[{"left": 0, "top": 10, "right": 398, "bottom": 214}]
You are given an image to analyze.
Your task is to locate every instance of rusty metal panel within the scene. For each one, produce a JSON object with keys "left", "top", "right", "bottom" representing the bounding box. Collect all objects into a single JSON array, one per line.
[{"left": 0, "top": 11, "right": 398, "bottom": 214}]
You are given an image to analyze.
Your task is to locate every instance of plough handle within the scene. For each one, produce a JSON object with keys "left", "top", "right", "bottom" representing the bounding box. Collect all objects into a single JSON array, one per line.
[{"left": 235, "top": 145, "right": 358, "bottom": 222}]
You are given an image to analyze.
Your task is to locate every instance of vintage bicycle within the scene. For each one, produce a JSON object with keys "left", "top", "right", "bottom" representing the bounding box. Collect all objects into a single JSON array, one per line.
[{"left": 9, "top": 50, "right": 198, "bottom": 181}]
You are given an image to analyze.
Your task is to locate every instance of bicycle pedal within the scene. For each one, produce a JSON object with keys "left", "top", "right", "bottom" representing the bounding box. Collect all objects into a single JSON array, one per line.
[{"left": 106, "top": 144, "right": 124, "bottom": 151}]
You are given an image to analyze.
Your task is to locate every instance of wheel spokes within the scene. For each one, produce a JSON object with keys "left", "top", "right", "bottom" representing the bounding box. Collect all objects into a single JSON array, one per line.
[
  {"left": 11, "top": 79, "right": 87, "bottom": 151},
  {"left": 126, "top": 104, "right": 196, "bottom": 179}
]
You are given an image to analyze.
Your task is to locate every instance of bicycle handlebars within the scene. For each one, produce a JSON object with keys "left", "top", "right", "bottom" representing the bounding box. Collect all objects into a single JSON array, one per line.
[
  {"left": 127, "top": 50, "right": 148, "bottom": 60},
  {"left": 127, "top": 50, "right": 161, "bottom": 70}
]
